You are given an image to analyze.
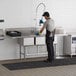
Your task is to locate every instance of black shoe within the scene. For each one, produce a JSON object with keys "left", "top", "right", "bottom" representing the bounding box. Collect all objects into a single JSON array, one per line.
[
  {"left": 44, "top": 58, "right": 54, "bottom": 62},
  {"left": 43, "top": 59, "right": 52, "bottom": 63}
]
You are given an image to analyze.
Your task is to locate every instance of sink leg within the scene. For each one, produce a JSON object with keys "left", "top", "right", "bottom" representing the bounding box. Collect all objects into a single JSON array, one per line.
[
  {"left": 19, "top": 44, "right": 22, "bottom": 59},
  {"left": 23, "top": 46, "right": 26, "bottom": 59}
]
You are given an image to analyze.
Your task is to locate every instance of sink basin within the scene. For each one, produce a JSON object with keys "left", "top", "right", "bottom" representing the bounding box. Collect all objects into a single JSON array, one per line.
[{"left": 17, "top": 27, "right": 40, "bottom": 36}]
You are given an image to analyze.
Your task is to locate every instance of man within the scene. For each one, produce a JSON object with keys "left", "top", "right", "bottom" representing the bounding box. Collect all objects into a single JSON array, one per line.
[{"left": 39, "top": 12, "right": 55, "bottom": 62}]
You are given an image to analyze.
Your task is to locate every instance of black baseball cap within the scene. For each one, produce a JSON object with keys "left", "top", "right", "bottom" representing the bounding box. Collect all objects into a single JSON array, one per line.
[{"left": 42, "top": 12, "right": 50, "bottom": 17}]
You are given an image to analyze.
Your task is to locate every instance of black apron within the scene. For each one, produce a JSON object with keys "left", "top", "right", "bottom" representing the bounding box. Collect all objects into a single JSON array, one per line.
[{"left": 46, "top": 30, "right": 55, "bottom": 44}]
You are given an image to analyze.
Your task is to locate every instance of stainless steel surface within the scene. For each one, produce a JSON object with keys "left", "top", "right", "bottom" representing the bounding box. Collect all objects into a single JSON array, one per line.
[
  {"left": 5, "top": 27, "right": 68, "bottom": 39},
  {"left": 5, "top": 27, "right": 45, "bottom": 39},
  {"left": 0, "top": 29, "right": 4, "bottom": 40},
  {"left": 5, "top": 27, "right": 69, "bottom": 59},
  {"left": 5, "top": 27, "right": 36, "bottom": 35}
]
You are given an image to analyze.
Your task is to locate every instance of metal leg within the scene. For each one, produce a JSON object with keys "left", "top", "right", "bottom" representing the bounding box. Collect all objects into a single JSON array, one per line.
[
  {"left": 23, "top": 46, "right": 26, "bottom": 59},
  {"left": 19, "top": 44, "right": 22, "bottom": 59},
  {"left": 37, "top": 45, "right": 38, "bottom": 54},
  {"left": 54, "top": 44, "right": 56, "bottom": 58},
  {"left": 71, "top": 55, "right": 72, "bottom": 58}
]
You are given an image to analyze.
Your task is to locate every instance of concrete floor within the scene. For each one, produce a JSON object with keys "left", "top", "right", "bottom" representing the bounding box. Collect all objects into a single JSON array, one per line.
[{"left": 0, "top": 58, "right": 76, "bottom": 76}]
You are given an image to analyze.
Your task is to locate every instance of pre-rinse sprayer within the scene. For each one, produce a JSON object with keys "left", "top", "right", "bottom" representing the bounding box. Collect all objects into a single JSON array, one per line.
[{"left": 35, "top": 3, "right": 46, "bottom": 26}]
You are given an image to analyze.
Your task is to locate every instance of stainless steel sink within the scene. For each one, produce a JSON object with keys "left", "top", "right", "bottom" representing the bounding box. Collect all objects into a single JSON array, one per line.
[{"left": 5, "top": 27, "right": 38, "bottom": 36}]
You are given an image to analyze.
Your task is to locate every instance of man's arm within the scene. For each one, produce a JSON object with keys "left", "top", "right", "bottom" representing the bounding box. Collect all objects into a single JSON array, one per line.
[
  {"left": 39, "top": 21, "right": 47, "bottom": 33},
  {"left": 40, "top": 26, "right": 45, "bottom": 33}
]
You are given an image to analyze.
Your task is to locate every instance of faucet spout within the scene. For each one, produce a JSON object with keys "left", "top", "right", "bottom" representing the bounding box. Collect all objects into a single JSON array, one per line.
[
  {"left": 36, "top": 3, "right": 46, "bottom": 14},
  {"left": 35, "top": 3, "right": 46, "bottom": 26}
]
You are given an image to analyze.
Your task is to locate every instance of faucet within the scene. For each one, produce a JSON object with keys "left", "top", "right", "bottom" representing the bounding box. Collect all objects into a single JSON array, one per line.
[
  {"left": 36, "top": 3, "right": 46, "bottom": 15},
  {"left": 35, "top": 3, "right": 46, "bottom": 29}
]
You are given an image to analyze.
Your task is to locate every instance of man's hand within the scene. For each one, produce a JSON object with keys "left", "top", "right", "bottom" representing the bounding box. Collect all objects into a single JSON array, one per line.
[{"left": 35, "top": 31, "right": 41, "bottom": 35}]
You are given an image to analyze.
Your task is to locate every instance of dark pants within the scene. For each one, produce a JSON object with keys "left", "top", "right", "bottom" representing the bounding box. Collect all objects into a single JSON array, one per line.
[{"left": 46, "top": 30, "right": 55, "bottom": 61}]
